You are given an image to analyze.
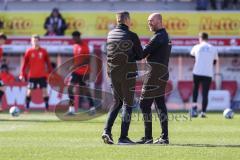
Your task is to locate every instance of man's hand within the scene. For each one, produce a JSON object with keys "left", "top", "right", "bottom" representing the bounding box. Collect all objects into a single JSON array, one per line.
[{"left": 19, "top": 75, "right": 25, "bottom": 81}]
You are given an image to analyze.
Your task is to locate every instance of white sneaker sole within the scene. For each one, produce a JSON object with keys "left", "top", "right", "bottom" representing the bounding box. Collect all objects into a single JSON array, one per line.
[{"left": 102, "top": 134, "right": 114, "bottom": 144}]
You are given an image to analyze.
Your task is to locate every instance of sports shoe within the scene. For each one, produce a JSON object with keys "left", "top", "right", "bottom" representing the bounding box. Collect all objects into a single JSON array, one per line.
[
  {"left": 64, "top": 111, "right": 76, "bottom": 116},
  {"left": 118, "top": 137, "right": 135, "bottom": 145},
  {"left": 136, "top": 137, "right": 153, "bottom": 144},
  {"left": 189, "top": 106, "right": 198, "bottom": 118},
  {"left": 199, "top": 112, "right": 207, "bottom": 118},
  {"left": 102, "top": 132, "right": 114, "bottom": 145},
  {"left": 153, "top": 137, "right": 169, "bottom": 144},
  {"left": 88, "top": 107, "right": 96, "bottom": 116}
]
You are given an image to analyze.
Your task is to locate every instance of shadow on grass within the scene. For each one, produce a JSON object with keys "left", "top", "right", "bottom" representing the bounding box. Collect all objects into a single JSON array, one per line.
[
  {"left": 0, "top": 119, "right": 61, "bottom": 123},
  {"left": 104, "top": 143, "right": 240, "bottom": 148},
  {"left": 168, "top": 143, "right": 240, "bottom": 148},
  {"left": 0, "top": 118, "right": 105, "bottom": 123}
]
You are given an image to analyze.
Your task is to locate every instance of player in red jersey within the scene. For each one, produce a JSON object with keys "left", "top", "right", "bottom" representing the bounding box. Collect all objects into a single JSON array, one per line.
[
  {"left": 0, "top": 64, "right": 15, "bottom": 84},
  {"left": 19, "top": 35, "right": 52, "bottom": 113},
  {"left": 67, "top": 31, "right": 95, "bottom": 115},
  {"left": 0, "top": 33, "right": 7, "bottom": 112}
]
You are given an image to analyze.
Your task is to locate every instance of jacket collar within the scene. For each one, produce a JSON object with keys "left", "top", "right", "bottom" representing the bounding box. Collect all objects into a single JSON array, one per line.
[
  {"left": 155, "top": 28, "right": 165, "bottom": 34},
  {"left": 116, "top": 24, "right": 129, "bottom": 30}
]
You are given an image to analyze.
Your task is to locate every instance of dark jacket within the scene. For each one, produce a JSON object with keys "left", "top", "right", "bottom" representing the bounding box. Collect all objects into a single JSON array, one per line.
[
  {"left": 44, "top": 15, "right": 68, "bottom": 36},
  {"left": 106, "top": 24, "right": 143, "bottom": 78},
  {"left": 141, "top": 28, "right": 172, "bottom": 81},
  {"left": 142, "top": 28, "right": 172, "bottom": 67}
]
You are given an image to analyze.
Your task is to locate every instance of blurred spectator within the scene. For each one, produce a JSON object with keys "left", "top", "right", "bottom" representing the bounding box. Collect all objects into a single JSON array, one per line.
[
  {"left": 221, "top": 0, "right": 239, "bottom": 9},
  {"left": 0, "top": 64, "right": 15, "bottom": 84},
  {"left": 196, "top": 0, "right": 208, "bottom": 10},
  {"left": 0, "top": 20, "right": 3, "bottom": 29},
  {"left": 203, "top": 0, "right": 239, "bottom": 10},
  {"left": 44, "top": 8, "right": 68, "bottom": 36},
  {"left": 210, "top": 0, "right": 217, "bottom": 10}
]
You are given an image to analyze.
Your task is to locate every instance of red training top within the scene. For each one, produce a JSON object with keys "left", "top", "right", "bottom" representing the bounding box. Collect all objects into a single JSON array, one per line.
[
  {"left": 0, "top": 72, "right": 15, "bottom": 84},
  {"left": 73, "top": 42, "right": 90, "bottom": 75},
  {"left": 21, "top": 47, "right": 52, "bottom": 79}
]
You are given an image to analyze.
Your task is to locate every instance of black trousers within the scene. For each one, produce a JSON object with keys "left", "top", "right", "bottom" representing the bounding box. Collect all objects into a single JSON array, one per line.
[
  {"left": 140, "top": 73, "right": 168, "bottom": 139},
  {"left": 68, "top": 73, "right": 94, "bottom": 107},
  {"left": 140, "top": 96, "right": 168, "bottom": 139},
  {"left": 104, "top": 75, "right": 136, "bottom": 138},
  {"left": 192, "top": 74, "right": 212, "bottom": 112}
]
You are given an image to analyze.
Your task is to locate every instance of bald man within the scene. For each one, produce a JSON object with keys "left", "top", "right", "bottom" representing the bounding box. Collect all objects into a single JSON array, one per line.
[{"left": 137, "top": 13, "right": 172, "bottom": 144}]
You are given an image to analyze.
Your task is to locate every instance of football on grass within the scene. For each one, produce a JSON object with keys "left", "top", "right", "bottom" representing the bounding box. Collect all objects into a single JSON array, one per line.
[
  {"left": 223, "top": 108, "right": 234, "bottom": 119},
  {"left": 9, "top": 106, "right": 20, "bottom": 117}
]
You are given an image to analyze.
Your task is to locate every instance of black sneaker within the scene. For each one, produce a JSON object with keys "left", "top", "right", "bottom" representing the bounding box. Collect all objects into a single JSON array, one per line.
[
  {"left": 153, "top": 137, "right": 169, "bottom": 144},
  {"left": 118, "top": 137, "right": 135, "bottom": 145},
  {"left": 189, "top": 106, "right": 198, "bottom": 118},
  {"left": 136, "top": 137, "right": 153, "bottom": 144},
  {"left": 102, "top": 133, "right": 114, "bottom": 145}
]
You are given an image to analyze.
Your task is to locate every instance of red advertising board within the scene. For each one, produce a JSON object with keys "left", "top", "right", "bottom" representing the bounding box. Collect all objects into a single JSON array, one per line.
[
  {"left": 6, "top": 37, "right": 240, "bottom": 46},
  {"left": 2, "top": 82, "right": 68, "bottom": 111}
]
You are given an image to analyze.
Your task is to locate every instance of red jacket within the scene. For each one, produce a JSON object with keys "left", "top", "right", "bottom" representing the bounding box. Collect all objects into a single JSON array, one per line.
[
  {"left": 21, "top": 47, "right": 52, "bottom": 79},
  {"left": 73, "top": 42, "right": 90, "bottom": 75},
  {"left": 0, "top": 72, "right": 15, "bottom": 84}
]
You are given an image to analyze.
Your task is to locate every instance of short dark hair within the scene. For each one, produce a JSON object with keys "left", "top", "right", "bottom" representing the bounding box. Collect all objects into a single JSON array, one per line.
[
  {"left": 32, "top": 34, "right": 40, "bottom": 40},
  {"left": 72, "top": 31, "right": 81, "bottom": 37},
  {"left": 1, "top": 64, "right": 8, "bottom": 70},
  {"left": 0, "top": 33, "right": 7, "bottom": 40},
  {"left": 116, "top": 11, "right": 130, "bottom": 24},
  {"left": 199, "top": 32, "right": 208, "bottom": 40},
  {"left": 52, "top": 8, "right": 59, "bottom": 13}
]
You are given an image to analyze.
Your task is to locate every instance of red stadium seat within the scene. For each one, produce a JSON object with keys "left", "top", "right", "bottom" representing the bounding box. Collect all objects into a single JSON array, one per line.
[
  {"left": 210, "top": 81, "right": 216, "bottom": 90},
  {"left": 178, "top": 80, "right": 215, "bottom": 103},
  {"left": 178, "top": 81, "right": 193, "bottom": 103},
  {"left": 221, "top": 81, "right": 238, "bottom": 100}
]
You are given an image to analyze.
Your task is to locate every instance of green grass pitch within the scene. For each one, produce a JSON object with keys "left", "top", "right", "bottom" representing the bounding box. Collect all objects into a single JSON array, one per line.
[{"left": 0, "top": 112, "right": 240, "bottom": 160}]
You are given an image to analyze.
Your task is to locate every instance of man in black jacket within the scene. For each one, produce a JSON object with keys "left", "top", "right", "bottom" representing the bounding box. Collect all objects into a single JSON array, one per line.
[
  {"left": 44, "top": 8, "right": 68, "bottom": 36},
  {"left": 136, "top": 13, "right": 172, "bottom": 144},
  {"left": 102, "top": 11, "right": 143, "bottom": 145}
]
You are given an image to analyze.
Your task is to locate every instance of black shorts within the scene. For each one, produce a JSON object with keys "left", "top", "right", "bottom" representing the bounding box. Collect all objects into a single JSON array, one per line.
[
  {"left": 70, "top": 73, "right": 86, "bottom": 86},
  {"left": 0, "top": 79, "right": 4, "bottom": 87},
  {"left": 28, "top": 77, "right": 47, "bottom": 89}
]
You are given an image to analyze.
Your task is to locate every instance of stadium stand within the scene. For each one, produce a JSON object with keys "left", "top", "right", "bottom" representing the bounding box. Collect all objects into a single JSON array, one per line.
[
  {"left": 1, "top": 0, "right": 238, "bottom": 11},
  {"left": 0, "top": 0, "right": 197, "bottom": 11}
]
